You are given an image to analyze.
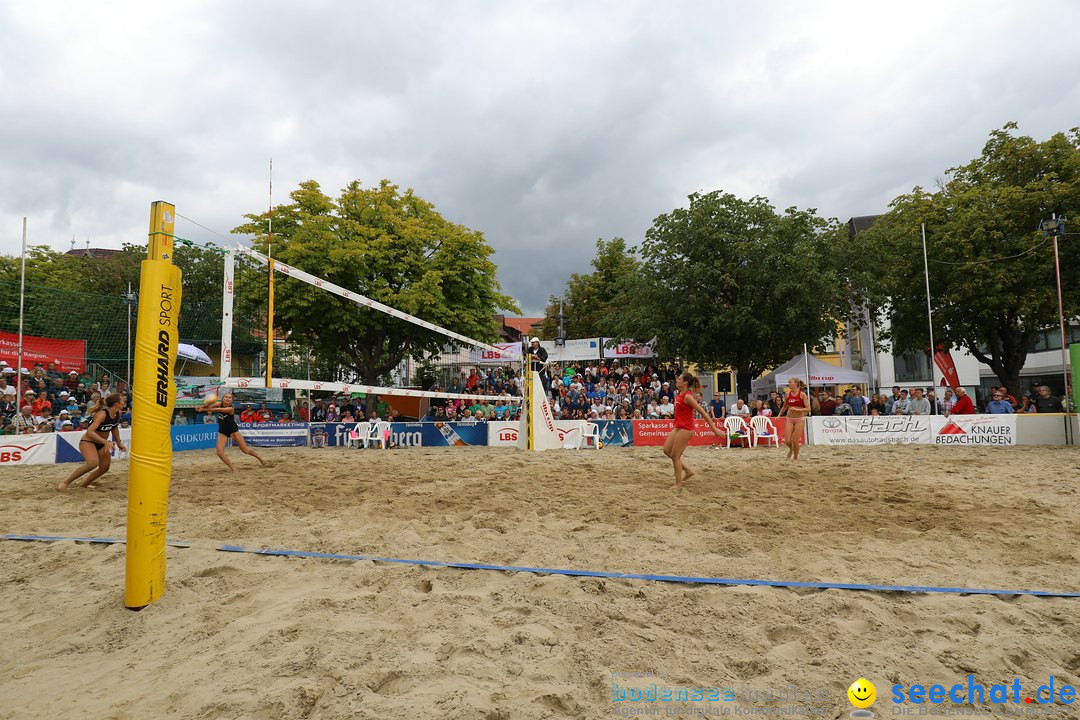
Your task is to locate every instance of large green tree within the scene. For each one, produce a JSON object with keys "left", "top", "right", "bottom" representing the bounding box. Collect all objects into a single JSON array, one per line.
[
  {"left": 605, "top": 191, "right": 850, "bottom": 396},
  {"left": 539, "top": 237, "right": 639, "bottom": 339},
  {"left": 858, "top": 124, "right": 1080, "bottom": 395},
  {"left": 232, "top": 179, "right": 518, "bottom": 383}
]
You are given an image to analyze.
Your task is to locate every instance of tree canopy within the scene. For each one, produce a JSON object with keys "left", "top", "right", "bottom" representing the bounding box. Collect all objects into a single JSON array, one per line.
[
  {"left": 232, "top": 179, "right": 519, "bottom": 384},
  {"left": 539, "top": 237, "right": 639, "bottom": 340},
  {"left": 856, "top": 123, "right": 1080, "bottom": 394},
  {"left": 604, "top": 191, "right": 851, "bottom": 395}
]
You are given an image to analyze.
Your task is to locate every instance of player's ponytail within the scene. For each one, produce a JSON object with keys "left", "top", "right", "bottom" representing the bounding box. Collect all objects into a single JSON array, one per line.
[{"left": 680, "top": 372, "right": 701, "bottom": 392}]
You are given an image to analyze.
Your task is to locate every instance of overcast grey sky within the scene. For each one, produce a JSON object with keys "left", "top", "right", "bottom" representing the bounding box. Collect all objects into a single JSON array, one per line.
[{"left": 2, "top": 1, "right": 1078, "bottom": 314}]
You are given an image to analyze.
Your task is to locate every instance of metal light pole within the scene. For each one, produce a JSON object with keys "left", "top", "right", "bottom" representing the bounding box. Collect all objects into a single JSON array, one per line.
[
  {"left": 124, "top": 282, "right": 136, "bottom": 387},
  {"left": 1041, "top": 216, "right": 1070, "bottom": 438}
]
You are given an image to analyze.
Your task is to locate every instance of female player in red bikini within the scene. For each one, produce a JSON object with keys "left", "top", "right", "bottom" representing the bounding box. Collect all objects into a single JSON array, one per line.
[
  {"left": 778, "top": 377, "right": 810, "bottom": 462},
  {"left": 58, "top": 393, "right": 126, "bottom": 490},
  {"left": 663, "top": 372, "right": 725, "bottom": 490}
]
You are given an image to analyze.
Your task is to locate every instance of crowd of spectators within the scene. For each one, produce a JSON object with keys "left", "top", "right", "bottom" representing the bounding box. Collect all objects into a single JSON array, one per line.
[{"left": 0, "top": 360, "right": 130, "bottom": 435}]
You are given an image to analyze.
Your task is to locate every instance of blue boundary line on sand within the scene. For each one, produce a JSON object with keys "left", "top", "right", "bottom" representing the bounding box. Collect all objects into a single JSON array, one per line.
[{"left": 5, "top": 533, "right": 1079, "bottom": 598}]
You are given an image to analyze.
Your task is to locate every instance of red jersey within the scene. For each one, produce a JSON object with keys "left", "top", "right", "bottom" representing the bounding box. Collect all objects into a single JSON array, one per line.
[
  {"left": 674, "top": 391, "right": 695, "bottom": 430},
  {"left": 785, "top": 391, "right": 806, "bottom": 409}
]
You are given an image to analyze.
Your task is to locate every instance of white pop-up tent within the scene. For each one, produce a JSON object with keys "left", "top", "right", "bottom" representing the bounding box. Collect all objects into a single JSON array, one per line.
[{"left": 751, "top": 352, "right": 869, "bottom": 395}]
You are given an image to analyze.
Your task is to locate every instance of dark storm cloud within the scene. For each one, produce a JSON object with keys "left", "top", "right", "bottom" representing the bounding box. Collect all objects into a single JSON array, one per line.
[{"left": 2, "top": 1, "right": 1078, "bottom": 313}]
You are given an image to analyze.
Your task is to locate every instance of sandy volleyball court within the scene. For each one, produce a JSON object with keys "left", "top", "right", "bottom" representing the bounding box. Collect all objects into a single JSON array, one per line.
[{"left": 1, "top": 444, "right": 1079, "bottom": 719}]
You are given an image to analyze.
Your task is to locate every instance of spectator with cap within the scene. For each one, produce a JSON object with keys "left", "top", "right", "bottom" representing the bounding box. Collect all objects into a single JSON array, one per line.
[
  {"left": 64, "top": 370, "right": 80, "bottom": 392},
  {"left": 985, "top": 389, "right": 1015, "bottom": 414}
]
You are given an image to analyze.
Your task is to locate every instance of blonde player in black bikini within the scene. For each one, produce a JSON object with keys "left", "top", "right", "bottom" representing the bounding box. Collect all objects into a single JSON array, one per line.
[
  {"left": 58, "top": 393, "right": 126, "bottom": 490},
  {"left": 197, "top": 392, "right": 266, "bottom": 471}
]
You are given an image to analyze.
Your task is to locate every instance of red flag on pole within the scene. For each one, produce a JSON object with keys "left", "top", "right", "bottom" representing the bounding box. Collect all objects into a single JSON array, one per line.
[{"left": 933, "top": 345, "right": 960, "bottom": 389}]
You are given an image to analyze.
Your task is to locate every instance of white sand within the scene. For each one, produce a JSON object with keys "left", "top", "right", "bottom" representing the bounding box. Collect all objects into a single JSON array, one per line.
[{"left": 1, "top": 444, "right": 1078, "bottom": 719}]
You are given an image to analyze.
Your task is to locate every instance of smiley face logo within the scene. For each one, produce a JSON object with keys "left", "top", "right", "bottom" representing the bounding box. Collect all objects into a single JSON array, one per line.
[{"left": 847, "top": 678, "right": 876, "bottom": 709}]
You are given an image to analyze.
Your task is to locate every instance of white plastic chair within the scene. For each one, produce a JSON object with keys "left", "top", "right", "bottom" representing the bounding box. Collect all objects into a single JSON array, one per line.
[
  {"left": 346, "top": 422, "right": 369, "bottom": 449},
  {"left": 579, "top": 422, "right": 600, "bottom": 450},
  {"left": 723, "top": 416, "right": 750, "bottom": 448},
  {"left": 372, "top": 420, "right": 392, "bottom": 449},
  {"left": 750, "top": 415, "right": 780, "bottom": 447}
]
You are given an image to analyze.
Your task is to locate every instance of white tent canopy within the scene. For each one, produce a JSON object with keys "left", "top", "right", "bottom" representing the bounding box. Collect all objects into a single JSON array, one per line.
[{"left": 751, "top": 352, "right": 869, "bottom": 395}]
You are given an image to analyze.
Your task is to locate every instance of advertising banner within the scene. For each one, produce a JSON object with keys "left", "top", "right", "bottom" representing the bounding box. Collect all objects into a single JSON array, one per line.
[
  {"left": 0, "top": 330, "right": 86, "bottom": 373},
  {"left": 421, "top": 421, "right": 489, "bottom": 447},
  {"left": 487, "top": 421, "right": 522, "bottom": 447},
  {"left": 470, "top": 343, "right": 522, "bottom": 365},
  {"left": 809, "top": 414, "right": 1016, "bottom": 446},
  {"left": 171, "top": 425, "right": 220, "bottom": 452},
  {"left": 933, "top": 414, "right": 1016, "bottom": 446},
  {"left": 56, "top": 428, "right": 133, "bottom": 463},
  {"left": 175, "top": 377, "right": 226, "bottom": 408},
  {"left": 811, "top": 416, "right": 933, "bottom": 445},
  {"left": 601, "top": 338, "right": 656, "bottom": 359},
  {"left": 239, "top": 422, "right": 308, "bottom": 447},
  {"left": 540, "top": 338, "right": 602, "bottom": 363},
  {"left": 594, "top": 419, "right": 634, "bottom": 447},
  {"left": 0, "top": 434, "right": 58, "bottom": 465},
  {"left": 633, "top": 419, "right": 726, "bottom": 446}
]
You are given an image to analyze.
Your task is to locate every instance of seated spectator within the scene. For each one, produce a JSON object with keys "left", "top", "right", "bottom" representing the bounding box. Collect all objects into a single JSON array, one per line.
[
  {"left": 173, "top": 412, "right": 189, "bottom": 425},
  {"left": 279, "top": 412, "right": 294, "bottom": 422},
  {"left": 258, "top": 403, "right": 274, "bottom": 422},
  {"left": 1032, "top": 385, "right": 1064, "bottom": 413},
  {"left": 817, "top": 391, "right": 837, "bottom": 416},
  {"left": 941, "top": 389, "right": 956, "bottom": 416},
  {"left": 240, "top": 404, "right": 258, "bottom": 423},
  {"left": 324, "top": 403, "right": 338, "bottom": 422},
  {"left": 658, "top": 396, "right": 675, "bottom": 418},
  {"left": 891, "top": 390, "right": 912, "bottom": 415},
  {"left": 755, "top": 400, "right": 773, "bottom": 417},
  {"left": 15, "top": 405, "right": 35, "bottom": 433},
  {"left": 908, "top": 388, "right": 931, "bottom": 415},
  {"left": 1019, "top": 394, "right": 1034, "bottom": 413},
  {"left": 985, "top": 390, "right": 1015, "bottom": 414},
  {"left": 729, "top": 398, "right": 751, "bottom": 418},
  {"left": 951, "top": 387, "right": 975, "bottom": 414}
]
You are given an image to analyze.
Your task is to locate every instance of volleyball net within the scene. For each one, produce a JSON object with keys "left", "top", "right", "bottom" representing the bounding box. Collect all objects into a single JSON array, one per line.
[{"left": 219, "top": 246, "right": 542, "bottom": 429}]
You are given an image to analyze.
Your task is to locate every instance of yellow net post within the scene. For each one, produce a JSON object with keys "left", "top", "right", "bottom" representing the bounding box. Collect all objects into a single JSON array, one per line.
[{"left": 124, "top": 201, "right": 183, "bottom": 610}]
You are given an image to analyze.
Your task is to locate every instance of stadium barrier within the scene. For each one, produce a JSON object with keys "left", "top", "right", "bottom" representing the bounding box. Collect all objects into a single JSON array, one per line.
[{"left": 2, "top": 414, "right": 1075, "bottom": 468}]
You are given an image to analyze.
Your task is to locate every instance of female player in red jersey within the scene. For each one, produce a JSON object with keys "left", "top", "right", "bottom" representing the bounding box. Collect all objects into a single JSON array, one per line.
[
  {"left": 663, "top": 372, "right": 725, "bottom": 490},
  {"left": 778, "top": 378, "right": 810, "bottom": 462}
]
